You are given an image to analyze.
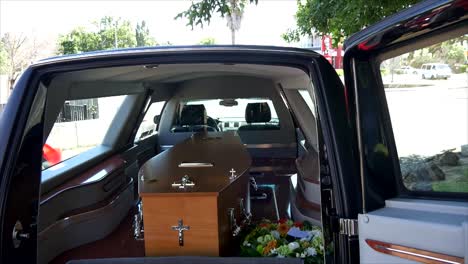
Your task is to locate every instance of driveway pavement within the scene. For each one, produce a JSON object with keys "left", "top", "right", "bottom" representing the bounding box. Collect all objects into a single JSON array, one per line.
[{"left": 383, "top": 73, "right": 468, "bottom": 157}]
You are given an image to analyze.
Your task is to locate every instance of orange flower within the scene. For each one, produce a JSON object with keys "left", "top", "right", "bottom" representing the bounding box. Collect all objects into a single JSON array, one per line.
[
  {"left": 277, "top": 223, "right": 290, "bottom": 236},
  {"left": 262, "top": 240, "right": 277, "bottom": 255}
]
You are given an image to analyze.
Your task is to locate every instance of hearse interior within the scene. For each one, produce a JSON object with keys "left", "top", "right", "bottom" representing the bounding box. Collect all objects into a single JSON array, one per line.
[
  {"left": 36, "top": 63, "right": 321, "bottom": 263},
  {"left": 2, "top": 2, "right": 467, "bottom": 263}
]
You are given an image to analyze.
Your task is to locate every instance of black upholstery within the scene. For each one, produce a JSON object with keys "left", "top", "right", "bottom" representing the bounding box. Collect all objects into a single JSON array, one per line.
[
  {"left": 180, "top": 104, "right": 207, "bottom": 126},
  {"left": 173, "top": 104, "right": 217, "bottom": 132},
  {"left": 67, "top": 257, "right": 303, "bottom": 264},
  {"left": 239, "top": 103, "right": 279, "bottom": 131},
  {"left": 245, "top": 103, "right": 271, "bottom": 123}
]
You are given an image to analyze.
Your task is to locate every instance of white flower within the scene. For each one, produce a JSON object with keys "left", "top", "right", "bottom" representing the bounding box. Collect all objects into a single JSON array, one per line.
[
  {"left": 288, "top": 242, "right": 300, "bottom": 251},
  {"left": 300, "top": 253, "right": 306, "bottom": 258},
  {"left": 306, "top": 247, "right": 317, "bottom": 256},
  {"left": 312, "top": 230, "right": 322, "bottom": 237},
  {"left": 257, "top": 236, "right": 264, "bottom": 244},
  {"left": 242, "top": 241, "right": 249, "bottom": 246},
  {"left": 270, "top": 230, "right": 280, "bottom": 239}
]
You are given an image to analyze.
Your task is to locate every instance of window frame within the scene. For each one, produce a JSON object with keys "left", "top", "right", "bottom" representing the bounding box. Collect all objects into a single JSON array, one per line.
[
  {"left": 373, "top": 30, "right": 468, "bottom": 201},
  {"left": 40, "top": 93, "right": 145, "bottom": 194},
  {"left": 42, "top": 95, "right": 129, "bottom": 171},
  {"left": 133, "top": 100, "right": 167, "bottom": 143},
  {"left": 170, "top": 97, "right": 281, "bottom": 132}
]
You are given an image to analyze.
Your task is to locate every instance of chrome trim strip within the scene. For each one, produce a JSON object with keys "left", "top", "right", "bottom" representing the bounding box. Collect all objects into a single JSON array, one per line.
[
  {"left": 244, "top": 143, "right": 297, "bottom": 149},
  {"left": 366, "top": 239, "right": 464, "bottom": 264},
  {"left": 178, "top": 162, "right": 213, "bottom": 168},
  {"left": 352, "top": 58, "right": 367, "bottom": 214},
  {"left": 160, "top": 145, "right": 173, "bottom": 149},
  {"left": 383, "top": 247, "right": 460, "bottom": 264}
]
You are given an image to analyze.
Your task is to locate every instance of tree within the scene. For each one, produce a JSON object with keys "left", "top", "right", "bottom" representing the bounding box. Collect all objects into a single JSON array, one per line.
[
  {"left": 225, "top": 0, "right": 246, "bottom": 44},
  {"left": 198, "top": 37, "right": 216, "bottom": 45},
  {"left": 176, "top": 0, "right": 257, "bottom": 44},
  {"left": 0, "top": 41, "right": 7, "bottom": 74},
  {"left": 283, "top": 0, "right": 419, "bottom": 46},
  {"left": 1, "top": 33, "right": 39, "bottom": 89},
  {"left": 136, "top": 20, "right": 157, "bottom": 47},
  {"left": 94, "top": 17, "right": 136, "bottom": 49},
  {"left": 58, "top": 17, "right": 157, "bottom": 55}
]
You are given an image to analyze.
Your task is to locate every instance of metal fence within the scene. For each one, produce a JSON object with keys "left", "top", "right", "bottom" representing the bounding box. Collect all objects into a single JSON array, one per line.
[
  {"left": 0, "top": 102, "right": 99, "bottom": 122},
  {"left": 57, "top": 103, "right": 99, "bottom": 123}
]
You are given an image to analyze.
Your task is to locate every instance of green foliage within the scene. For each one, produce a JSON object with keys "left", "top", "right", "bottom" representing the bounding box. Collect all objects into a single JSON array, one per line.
[
  {"left": 283, "top": 0, "right": 419, "bottom": 46},
  {"left": 407, "top": 36, "right": 467, "bottom": 68},
  {"left": 432, "top": 169, "right": 468, "bottom": 193},
  {"left": 198, "top": 37, "right": 216, "bottom": 45},
  {"left": 175, "top": 0, "right": 257, "bottom": 29},
  {"left": 408, "top": 51, "right": 432, "bottom": 68},
  {"left": 58, "top": 17, "right": 156, "bottom": 55},
  {"left": 136, "top": 20, "right": 157, "bottom": 47}
]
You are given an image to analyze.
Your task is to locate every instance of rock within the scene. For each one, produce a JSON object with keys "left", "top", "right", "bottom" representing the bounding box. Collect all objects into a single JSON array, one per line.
[
  {"left": 461, "top": 145, "right": 468, "bottom": 157},
  {"left": 428, "top": 162, "right": 445, "bottom": 181},
  {"left": 401, "top": 160, "right": 445, "bottom": 190},
  {"left": 437, "top": 152, "right": 459, "bottom": 166},
  {"left": 406, "top": 181, "right": 433, "bottom": 191}
]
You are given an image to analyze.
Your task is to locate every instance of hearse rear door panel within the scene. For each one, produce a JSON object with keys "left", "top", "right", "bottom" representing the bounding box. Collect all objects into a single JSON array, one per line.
[
  {"left": 0, "top": 70, "right": 43, "bottom": 263},
  {"left": 342, "top": 1, "right": 468, "bottom": 263}
]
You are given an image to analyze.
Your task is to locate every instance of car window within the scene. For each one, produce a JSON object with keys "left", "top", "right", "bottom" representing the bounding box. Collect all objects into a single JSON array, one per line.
[
  {"left": 380, "top": 35, "right": 467, "bottom": 193},
  {"left": 171, "top": 98, "right": 279, "bottom": 132},
  {"left": 134, "top": 101, "right": 165, "bottom": 142},
  {"left": 42, "top": 95, "right": 127, "bottom": 170},
  {"left": 299, "top": 89, "right": 316, "bottom": 116}
]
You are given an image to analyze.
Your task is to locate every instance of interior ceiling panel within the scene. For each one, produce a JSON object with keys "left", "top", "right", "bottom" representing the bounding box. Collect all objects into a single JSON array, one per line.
[{"left": 59, "top": 63, "right": 307, "bottom": 83}]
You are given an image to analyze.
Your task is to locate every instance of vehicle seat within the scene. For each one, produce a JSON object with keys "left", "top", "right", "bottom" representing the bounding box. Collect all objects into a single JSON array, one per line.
[
  {"left": 172, "top": 104, "right": 216, "bottom": 132},
  {"left": 238, "top": 103, "right": 279, "bottom": 131}
]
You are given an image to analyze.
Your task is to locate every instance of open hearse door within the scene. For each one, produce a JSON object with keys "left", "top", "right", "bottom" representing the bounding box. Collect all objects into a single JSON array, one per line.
[{"left": 340, "top": 0, "right": 468, "bottom": 263}]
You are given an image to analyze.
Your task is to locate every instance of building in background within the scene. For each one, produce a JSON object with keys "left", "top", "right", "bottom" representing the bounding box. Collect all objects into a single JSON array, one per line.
[{"left": 299, "top": 34, "right": 343, "bottom": 69}]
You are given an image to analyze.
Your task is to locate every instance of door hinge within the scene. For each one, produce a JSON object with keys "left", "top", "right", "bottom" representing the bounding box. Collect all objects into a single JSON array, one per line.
[{"left": 339, "top": 218, "right": 358, "bottom": 237}]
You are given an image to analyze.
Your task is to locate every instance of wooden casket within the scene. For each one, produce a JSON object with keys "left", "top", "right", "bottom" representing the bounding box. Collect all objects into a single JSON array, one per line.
[{"left": 138, "top": 131, "right": 251, "bottom": 257}]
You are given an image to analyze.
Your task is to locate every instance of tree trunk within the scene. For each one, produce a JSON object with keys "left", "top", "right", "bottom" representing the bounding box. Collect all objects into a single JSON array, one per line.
[{"left": 231, "top": 29, "right": 235, "bottom": 45}]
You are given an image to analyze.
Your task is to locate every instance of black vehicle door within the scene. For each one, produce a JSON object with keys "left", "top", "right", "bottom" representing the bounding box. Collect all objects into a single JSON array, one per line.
[{"left": 341, "top": 0, "right": 467, "bottom": 263}]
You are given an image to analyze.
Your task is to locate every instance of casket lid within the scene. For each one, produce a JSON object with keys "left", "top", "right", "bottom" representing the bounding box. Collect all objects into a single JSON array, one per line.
[{"left": 138, "top": 131, "right": 251, "bottom": 196}]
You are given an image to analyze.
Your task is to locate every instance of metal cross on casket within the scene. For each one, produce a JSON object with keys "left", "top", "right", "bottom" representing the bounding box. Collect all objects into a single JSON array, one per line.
[{"left": 171, "top": 219, "right": 190, "bottom": 246}]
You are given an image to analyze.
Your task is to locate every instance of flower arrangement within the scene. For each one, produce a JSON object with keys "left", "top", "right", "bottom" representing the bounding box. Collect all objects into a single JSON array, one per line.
[{"left": 240, "top": 219, "right": 324, "bottom": 264}]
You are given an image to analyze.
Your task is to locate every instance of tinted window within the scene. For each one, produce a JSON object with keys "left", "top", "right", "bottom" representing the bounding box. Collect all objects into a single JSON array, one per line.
[
  {"left": 381, "top": 36, "right": 467, "bottom": 193},
  {"left": 135, "top": 101, "right": 165, "bottom": 142},
  {"left": 43, "top": 95, "right": 126, "bottom": 170},
  {"left": 171, "top": 98, "right": 279, "bottom": 132}
]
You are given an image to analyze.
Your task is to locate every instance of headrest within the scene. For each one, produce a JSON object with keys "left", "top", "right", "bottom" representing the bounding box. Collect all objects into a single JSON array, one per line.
[
  {"left": 180, "top": 104, "right": 207, "bottom": 126},
  {"left": 245, "top": 102, "right": 271, "bottom": 123}
]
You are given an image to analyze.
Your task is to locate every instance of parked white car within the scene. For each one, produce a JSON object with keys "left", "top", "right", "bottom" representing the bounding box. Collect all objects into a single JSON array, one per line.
[{"left": 421, "top": 63, "right": 452, "bottom": 79}]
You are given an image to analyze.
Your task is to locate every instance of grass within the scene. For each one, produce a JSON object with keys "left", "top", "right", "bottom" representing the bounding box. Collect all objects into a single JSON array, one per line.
[{"left": 432, "top": 168, "right": 468, "bottom": 193}]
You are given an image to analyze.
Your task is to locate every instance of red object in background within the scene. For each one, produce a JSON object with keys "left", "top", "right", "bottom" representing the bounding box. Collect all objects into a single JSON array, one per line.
[
  {"left": 43, "top": 143, "right": 62, "bottom": 165},
  {"left": 321, "top": 35, "right": 343, "bottom": 69}
]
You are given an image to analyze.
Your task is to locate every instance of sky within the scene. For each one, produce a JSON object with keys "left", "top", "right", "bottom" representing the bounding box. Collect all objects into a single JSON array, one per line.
[{"left": 0, "top": 0, "right": 301, "bottom": 59}]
